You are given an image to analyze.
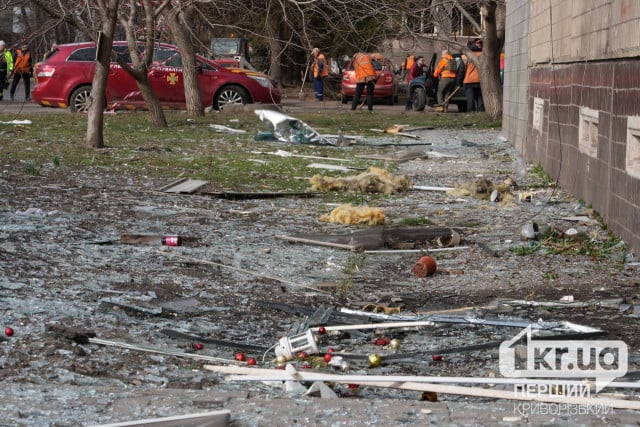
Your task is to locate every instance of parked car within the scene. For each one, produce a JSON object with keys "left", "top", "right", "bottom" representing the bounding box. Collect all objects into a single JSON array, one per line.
[
  {"left": 31, "top": 41, "right": 281, "bottom": 112},
  {"left": 408, "top": 52, "right": 467, "bottom": 112},
  {"left": 340, "top": 53, "right": 398, "bottom": 105}
]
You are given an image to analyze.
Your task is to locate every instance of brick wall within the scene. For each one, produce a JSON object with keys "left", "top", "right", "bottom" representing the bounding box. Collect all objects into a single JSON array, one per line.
[{"left": 503, "top": 0, "right": 640, "bottom": 254}]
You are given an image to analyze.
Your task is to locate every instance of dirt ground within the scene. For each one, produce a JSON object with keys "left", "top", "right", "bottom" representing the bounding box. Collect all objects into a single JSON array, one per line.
[{"left": 1, "top": 100, "right": 639, "bottom": 426}]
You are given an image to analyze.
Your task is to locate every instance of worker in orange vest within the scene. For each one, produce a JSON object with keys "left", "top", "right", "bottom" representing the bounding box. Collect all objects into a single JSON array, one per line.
[
  {"left": 461, "top": 50, "right": 484, "bottom": 112},
  {"left": 433, "top": 49, "right": 458, "bottom": 110},
  {"left": 311, "top": 47, "right": 329, "bottom": 101},
  {"left": 351, "top": 52, "right": 377, "bottom": 111},
  {"left": 10, "top": 44, "right": 32, "bottom": 102}
]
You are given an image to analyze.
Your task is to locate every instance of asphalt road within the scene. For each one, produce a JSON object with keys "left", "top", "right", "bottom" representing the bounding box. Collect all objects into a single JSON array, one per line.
[{"left": 0, "top": 80, "right": 451, "bottom": 115}]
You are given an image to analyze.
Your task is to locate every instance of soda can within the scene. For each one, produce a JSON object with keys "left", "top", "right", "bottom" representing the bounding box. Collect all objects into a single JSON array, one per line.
[{"left": 162, "top": 235, "right": 182, "bottom": 246}]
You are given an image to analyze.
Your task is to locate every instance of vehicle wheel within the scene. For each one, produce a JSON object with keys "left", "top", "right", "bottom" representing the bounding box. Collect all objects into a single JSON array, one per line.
[
  {"left": 69, "top": 85, "right": 92, "bottom": 113},
  {"left": 412, "top": 86, "right": 426, "bottom": 111},
  {"left": 341, "top": 94, "right": 349, "bottom": 104},
  {"left": 214, "top": 85, "right": 249, "bottom": 110}
]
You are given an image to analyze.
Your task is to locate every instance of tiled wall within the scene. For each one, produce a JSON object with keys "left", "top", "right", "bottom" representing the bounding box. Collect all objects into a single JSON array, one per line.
[{"left": 504, "top": 0, "right": 640, "bottom": 253}]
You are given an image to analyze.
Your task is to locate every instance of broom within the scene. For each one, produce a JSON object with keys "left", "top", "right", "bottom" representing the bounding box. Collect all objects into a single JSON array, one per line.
[{"left": 298, "top": 61, "right": 311, "bottom": 101}]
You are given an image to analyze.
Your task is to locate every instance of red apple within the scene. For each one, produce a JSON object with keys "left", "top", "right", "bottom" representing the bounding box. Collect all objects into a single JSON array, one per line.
[
  {"left": 247, "top": 357, "right": 257, "bottom": 365},
  {"left": 195, "top": 343, "right": 203, "bottom": 350},
  {"left": 235, "top": 352, "right": 246, "bottom": 362},
  {"left": 327, "top": 347, "right": 335, "bottom": 353},
  {"left": 318, "top": 326, "right": 327, "bottom": 334},
  {"left": 374, "top": 337, "right": 390, "bottom": 346},
  {"left": 297, "top": 351, "right": 308, "bottom": 360},
  {"left": 4, "top": 327, "right": 14, "bottom": 337},
  {"left": 324, "top": 353, "right": 332, "bottom": 362}
]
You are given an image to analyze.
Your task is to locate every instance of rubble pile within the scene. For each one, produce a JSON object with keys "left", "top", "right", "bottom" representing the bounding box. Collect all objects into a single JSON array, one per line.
[{"left": 1, "top": 127, "right": 639, "bottom": 425}]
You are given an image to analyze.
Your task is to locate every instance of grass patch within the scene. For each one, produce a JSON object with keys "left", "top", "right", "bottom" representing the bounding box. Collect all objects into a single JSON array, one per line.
[
  {"left": 397, "top": 216, "right": 435, "bottom": 226},
  {"left": 0, "top": 109, "right": 500, "bottom": 193},
  {"left": 528, "top": 162, "right": 554, "bottom": 186}
]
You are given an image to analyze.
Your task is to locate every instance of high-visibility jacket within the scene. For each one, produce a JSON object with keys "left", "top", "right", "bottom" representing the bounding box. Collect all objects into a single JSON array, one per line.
[
  {"left": 402, "top": 55, "right": 415, "bottom": 72},
  {"left": 13, "top": 49, "right": 32, "bottom": 74},
  {"left": 313, "top": 53, "right": 329, "bottom": 78},
  {"left": 0, "top": 49, "right": 12, "bottom": 73},
  {"left": 463, "top": 51, "right": 481, "bottom": 84},
  {"left": 433, "top": 54, "right": 457, "bottom": 79},
  {"left": 352, "top": 52, "right": 376, "bottom": 82}
]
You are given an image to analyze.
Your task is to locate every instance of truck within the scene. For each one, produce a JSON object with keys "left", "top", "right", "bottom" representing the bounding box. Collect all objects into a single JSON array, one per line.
[{"left": 210, "top": 38, "right": 255, "bottom": 70}]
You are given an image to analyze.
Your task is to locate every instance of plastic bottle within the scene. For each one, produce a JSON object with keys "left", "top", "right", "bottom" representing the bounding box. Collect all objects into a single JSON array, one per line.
[{"left": 161, "top": 235, "right": 182, "bottom": 246}]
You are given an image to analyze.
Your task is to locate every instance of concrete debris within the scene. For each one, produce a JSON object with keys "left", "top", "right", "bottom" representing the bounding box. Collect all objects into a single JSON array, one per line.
[{"left": 2, "top": 125, "right": 638, "bottom": 425}]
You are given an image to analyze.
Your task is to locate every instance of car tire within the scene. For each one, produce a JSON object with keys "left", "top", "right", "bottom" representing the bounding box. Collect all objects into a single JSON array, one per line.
[
  {"left": 341, "top": 94, "right": 349, "bottom": 104},
  {"left": 214, "top": 85, "right": 249, "bottom": 110},
  {"left": 412, "top": 86, "right": 426, "bottom": 111},
  {"left": 69, "top": 85, "right": 93, "bottom": 113}
]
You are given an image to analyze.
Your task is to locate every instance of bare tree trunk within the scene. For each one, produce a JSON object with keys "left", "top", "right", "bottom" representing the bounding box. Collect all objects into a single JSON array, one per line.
[
  {"left": 478, "top": 0, "right": 504, "bottom": 120},
  {"left": 268, "top": 37, "right": 283, "bottom": 83},
  {"left": 166, "top": 5, "right": 203, "bottom": 117},
  {"left": 265, "top": 8, "right": 283, "bottom": 83},
  {"left": 120, "top": 0, "right": 167, "bottom": 127},
  {"left": 87, "top": 0, "right": 119, "bottom": 149}
]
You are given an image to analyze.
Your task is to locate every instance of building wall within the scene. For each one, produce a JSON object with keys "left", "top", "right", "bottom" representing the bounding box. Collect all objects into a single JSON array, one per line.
[
  {"left": 503, "top": 0, "right": 530, "bottom": 153},
  {"left": 504, "top": 0, "right": 640, "bottom": 253}
]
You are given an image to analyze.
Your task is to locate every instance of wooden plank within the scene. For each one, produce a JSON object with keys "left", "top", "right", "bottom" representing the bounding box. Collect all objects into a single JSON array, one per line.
[
  {"left": 306, "top": 163, "right": 364, "bottom": 172},
  {"left": 281, "top": 226, "right": 456, "bottom": 251},
  {"left": 275, "top": 235, "right": 361, "bottom": 250},
  {"left": 200, "top": 191, "right": 319, "bottom": 200},
  {"left": 250, "top": 150, "right": 350, "bottom": 162},
  {"left": 157, "top": 177, "right": 188, "bottom": 192},
  {"left": 412, "top": 185, "right": 455, "bottom": 191},
  {"left": 364, "top": 246, "right": 470, "bottom": 254},
  {"left": 162, "top": 179, "right": 209, "bottom": 194},
  {"left": 90, "top": 409, "right": 230, "bottom": 427},
  {"left": 204, "top": 365, "right": 640, "bottom": 410}
]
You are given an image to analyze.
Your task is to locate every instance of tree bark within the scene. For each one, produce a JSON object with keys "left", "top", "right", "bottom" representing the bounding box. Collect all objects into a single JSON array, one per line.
[
  {"left": 477, "top": 0, "right": 504, "bottom": 120},
  {"left": 119, "top": 0, "right": 167, "bottom": 127},
  {"left": 166, "top": 5, "right": 203, "bottom": 117},
  {"left": 87, "top": 0, "right": 119, "bottom": 149}
]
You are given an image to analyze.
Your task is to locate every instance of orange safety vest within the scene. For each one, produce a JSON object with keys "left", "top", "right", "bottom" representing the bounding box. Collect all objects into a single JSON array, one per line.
[
  {"left": 352, "top": 53, "right": 376, "bottom": 82},
  {"left": 13, "top": 50, "right": 31, "bottom": 74},
  {"left": 433, "top": 54, "right": 457, "bottom": 79},
  {"left": 403, "top": 55, "right": 415, "bottom": 71},
  {"left": 313, "top": 53, "right": 329, "bottom": 78},
  {"left": 463, "top": 51, "right": 481, "bottom": 84}
]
